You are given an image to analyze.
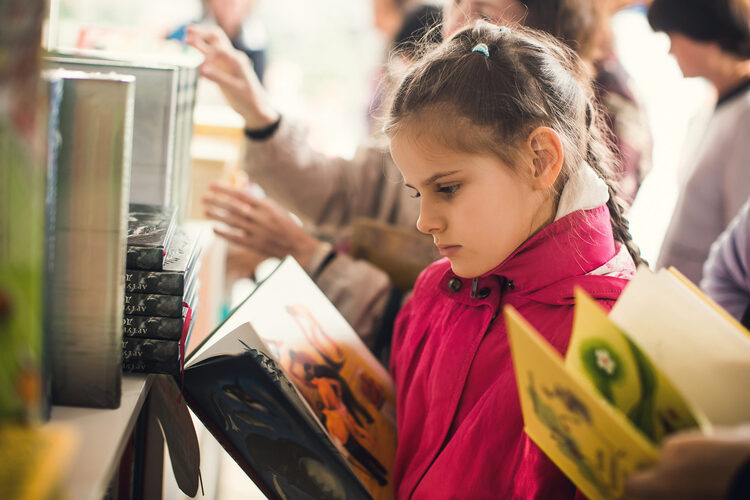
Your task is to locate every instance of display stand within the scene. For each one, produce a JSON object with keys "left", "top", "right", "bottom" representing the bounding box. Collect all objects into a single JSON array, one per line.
[{"left": 47, "top": 375, "right": 163, "bottom": 500}]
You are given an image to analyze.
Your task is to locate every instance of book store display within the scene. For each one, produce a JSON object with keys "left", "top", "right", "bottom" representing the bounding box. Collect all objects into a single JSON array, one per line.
[
  {"left": 123, "top": 208, "right": 205, "bottom": 375},
  {"left": 3, "top": 7, "right": 204, "bottom": 495}
]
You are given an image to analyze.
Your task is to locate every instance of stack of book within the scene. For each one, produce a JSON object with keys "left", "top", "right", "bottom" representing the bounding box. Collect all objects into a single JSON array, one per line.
[{"left": 123, "top": 204, "right": 203, "bottom": 375}]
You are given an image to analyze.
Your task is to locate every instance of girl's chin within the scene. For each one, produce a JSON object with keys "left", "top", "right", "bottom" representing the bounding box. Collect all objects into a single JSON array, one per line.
[{"left": 449, "top": 262, "right": 482, "bottom": 280}]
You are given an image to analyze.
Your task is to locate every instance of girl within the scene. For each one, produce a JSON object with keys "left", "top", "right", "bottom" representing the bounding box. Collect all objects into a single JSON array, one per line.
[{"left": 386, "top": 23, "right": 642, "bottom": 498}]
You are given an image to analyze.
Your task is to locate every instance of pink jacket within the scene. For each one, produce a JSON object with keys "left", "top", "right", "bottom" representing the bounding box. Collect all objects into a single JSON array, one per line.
[{"left": 390, "top": 205, "right": 635, "bottom": 499}]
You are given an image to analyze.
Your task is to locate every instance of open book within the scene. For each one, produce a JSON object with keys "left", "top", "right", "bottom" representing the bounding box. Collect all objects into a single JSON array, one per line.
[
  {"left": 183, "top": 257, "right": 396, "bottom": 500},
  {"left": 505, "top": 266, "right": 750, "bottom": 500}
]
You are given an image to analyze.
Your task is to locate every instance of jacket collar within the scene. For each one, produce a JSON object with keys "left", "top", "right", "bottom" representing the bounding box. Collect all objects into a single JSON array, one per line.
[{"left": 438, "top": 164, "right": 629, "bottom": 301}]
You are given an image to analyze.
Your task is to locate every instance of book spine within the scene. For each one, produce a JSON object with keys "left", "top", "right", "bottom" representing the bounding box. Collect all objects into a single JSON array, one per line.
[
  {"left": 122, "top": 338, "right": 179, "bottom": 375},
  {"left": 126, "top": 246, "right": 164, "bottom": 271},
  {"left": 125, "top": 269, "right": 184, "bottom": 295},
  {"left": 123, "top": 314, "right": 182, "bottom": 341},
  {"left": 124, "top": 292, "right": 182, "bottom": 318}
]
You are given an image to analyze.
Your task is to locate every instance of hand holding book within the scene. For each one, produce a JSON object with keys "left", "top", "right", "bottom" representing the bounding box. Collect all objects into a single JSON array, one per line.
[
  {"left": 624, "top": 425, "right": 750, "bottom": 500},
  {"left": 506, "top": 266, "right": 750, "bottom": 500}
]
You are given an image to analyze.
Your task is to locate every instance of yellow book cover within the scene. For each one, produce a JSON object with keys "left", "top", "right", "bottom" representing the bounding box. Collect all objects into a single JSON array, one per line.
[
  {"left": 507, "top": 265, "right": 750, "bottom": 500},
  {"left": 506, "top": 304, "right": 660, "bottom": 500}
]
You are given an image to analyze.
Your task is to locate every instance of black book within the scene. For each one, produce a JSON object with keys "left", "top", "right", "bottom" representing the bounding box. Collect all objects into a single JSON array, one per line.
[
  {"left": 122, "top": 307, "right": 197, "bottom": 375},
  {"left": 124, "top": 292, "right": 182, "bottom": 318},
  {"left": 125, "top": 224, "right": 202, "bottom": 295},
  {"left": 123, "top": 309, "right": 186, "bottom": 341},
  {"left": 184, "top": 349, "right": 373, "bottom": 500},
  {"left": 123, "top": 256, "right": 200, "bottom": 318},
  {"left": 123, "top": 280, "right": 200, "bottom": 340},
  {"left": 126, "top": 204, "right": 177, "bottom": 270}
]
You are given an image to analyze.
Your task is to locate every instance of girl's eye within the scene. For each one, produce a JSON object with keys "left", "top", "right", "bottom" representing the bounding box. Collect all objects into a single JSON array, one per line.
[
  {"left": 410, "top": 191, "right": 421, "bottom": 199},
  {"left": 438, "top": 184, "right": 460, "bottom": 196}
]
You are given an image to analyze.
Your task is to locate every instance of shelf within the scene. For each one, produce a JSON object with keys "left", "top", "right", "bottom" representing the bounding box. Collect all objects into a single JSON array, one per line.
[{"left": 47, "top": 374, "right": 154, "bottom": 500}]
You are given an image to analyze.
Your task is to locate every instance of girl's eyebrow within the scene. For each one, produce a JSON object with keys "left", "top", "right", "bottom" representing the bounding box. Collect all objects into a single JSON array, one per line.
[{"left": 405, "top": 170, "right": 461, "bottom": 189}]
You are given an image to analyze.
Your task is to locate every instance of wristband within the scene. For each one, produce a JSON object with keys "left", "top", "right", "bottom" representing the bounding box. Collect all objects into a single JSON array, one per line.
[{"left": 243, "top": 115, "right": 282, "bottom": 141}]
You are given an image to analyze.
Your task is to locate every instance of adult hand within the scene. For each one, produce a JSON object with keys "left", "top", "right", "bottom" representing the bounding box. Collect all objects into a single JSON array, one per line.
[
  {"left": 624, "top": 426, "right": 750, "bottom": 500},
  {"left": 203, "top": 182, "right": 322, "bottom": 269},
  {"left": 185, "top": 24, "right": 279, "bottom": 129}
]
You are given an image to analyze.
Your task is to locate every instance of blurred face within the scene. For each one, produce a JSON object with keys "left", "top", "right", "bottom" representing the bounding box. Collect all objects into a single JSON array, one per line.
[
  {"left": 667, "top": 32, "right": 719, "bottom": 79},
  {"left": 209, "top": 0, "right": 254, "bottom": 38},
  {"left": 390, "top": 130, "right": 543, "bottom": 278},
  {"left": 442, "top": 0, "right": 526, "bottom": 37}
]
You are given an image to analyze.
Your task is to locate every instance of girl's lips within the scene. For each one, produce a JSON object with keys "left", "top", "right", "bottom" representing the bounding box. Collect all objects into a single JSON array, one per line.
[{"left": 437, "top": 245, "right": 462, "bottom": 257}]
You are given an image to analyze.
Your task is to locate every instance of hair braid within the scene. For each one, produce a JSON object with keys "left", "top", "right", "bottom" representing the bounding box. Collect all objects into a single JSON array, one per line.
[{"left": 585, "top": 100, "right": 646, "bottom": 266}]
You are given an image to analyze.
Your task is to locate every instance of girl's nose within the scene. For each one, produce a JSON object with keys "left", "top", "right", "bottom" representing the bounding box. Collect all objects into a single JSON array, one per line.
[{"left": 416, "top": 203, "right": 445, "bottom": 234}]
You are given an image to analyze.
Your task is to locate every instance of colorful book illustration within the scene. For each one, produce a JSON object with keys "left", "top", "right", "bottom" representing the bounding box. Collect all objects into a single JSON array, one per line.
[
  {"left": 183, "top": 256, "right": 397, "bottom": 500},
  {"left": 506, "top": 265, "right": 750, "bottom": 500}
]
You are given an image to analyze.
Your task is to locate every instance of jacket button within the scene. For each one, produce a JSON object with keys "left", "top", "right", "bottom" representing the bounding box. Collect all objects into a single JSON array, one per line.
[
  {"left": 447, "top": 277, "right": 462, "bottom": 292},
  {"left": 477, "top": 287, "right": 491, "bottom": 299}
]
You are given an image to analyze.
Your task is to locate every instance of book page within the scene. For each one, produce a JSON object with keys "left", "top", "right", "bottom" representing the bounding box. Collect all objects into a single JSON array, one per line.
[
  {"left": 188, "top": 256, "right": 396, "bottom": 499},
  {"left": 506, "top": 306, "right": 659, "bottom": 500},
  {"left": 243, "top": 257, "right": 396, "bottom": 499},
  {"left": 610, "top": 266, "right": 750, "bottom": 425},
  {"left": 187, "top": 322, "right": 267, "bottom": 367},
  {"left": 565, "top": 290, "right": 707, "bottom": 444}
]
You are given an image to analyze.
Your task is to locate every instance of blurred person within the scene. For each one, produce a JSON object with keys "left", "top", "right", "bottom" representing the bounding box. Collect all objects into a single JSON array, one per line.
[
  {"left": 702, "top": 198, "right": 750, "bottom": 326},
  {"left": 170, "top": 0, "right": 267, "bottom": 81},
  {"left": 652, "top": 0, "right": 750, "bottom": 284},
  {"left": 191, "top": 2, "right": 442, "bottom": 354}
]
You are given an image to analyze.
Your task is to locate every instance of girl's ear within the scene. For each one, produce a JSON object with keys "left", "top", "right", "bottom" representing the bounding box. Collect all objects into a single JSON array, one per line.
[{"left": 525, "top": 127, "right": 564, "bottom": 190}]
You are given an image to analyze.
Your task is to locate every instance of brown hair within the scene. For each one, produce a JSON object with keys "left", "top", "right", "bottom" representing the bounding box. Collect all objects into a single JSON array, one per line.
[
  {"left": 385, "top": 22, "right": 643, "bottom": 265},
  {"left": 648, "top": 0, "right": 750, "bottom": 58},
  {"left": 518, "top": 0, "right": 611, "bottom": 64}
]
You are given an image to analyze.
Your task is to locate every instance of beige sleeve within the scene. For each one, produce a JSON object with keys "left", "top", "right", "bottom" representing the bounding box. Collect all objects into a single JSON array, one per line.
[
  {"left": 300, "top": 241, "right": 391, "bottom": 349},
  {"left": 242, "top": 119, "right": 407, "bottom": 231}
]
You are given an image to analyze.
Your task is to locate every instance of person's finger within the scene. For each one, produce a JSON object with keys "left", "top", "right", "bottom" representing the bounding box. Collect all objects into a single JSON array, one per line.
[
  {"left": 209, "top": 183, "right": 264, "bottom": 208},
  {"left": 205, "top": 207, "right": 257, "bottom": 234},
  {"left": 186, "top": 24, "right": 225, "bottom": 46},
  {"left": 214, "top": 226, "right": 288, "bottom": 259},
  {"left": 213, "top": 226, "right": 264, "bottom": 253},
  {"left": 623, "top": 468, "right": 662, "bottom": 500},
  {"left": 203, "top": 193, "right": 256, "bottom": 221},
  {"left": 185, "top": 33, "right": 211, "bottom": 55}
]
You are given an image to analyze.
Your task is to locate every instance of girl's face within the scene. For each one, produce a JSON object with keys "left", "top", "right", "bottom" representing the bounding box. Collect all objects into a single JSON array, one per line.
[
  {"left": 390, "top": 131, "right": 547, "bottom": 278},
  {"left": 442, "top": 0, "right": 525, "bottom": 38}
]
